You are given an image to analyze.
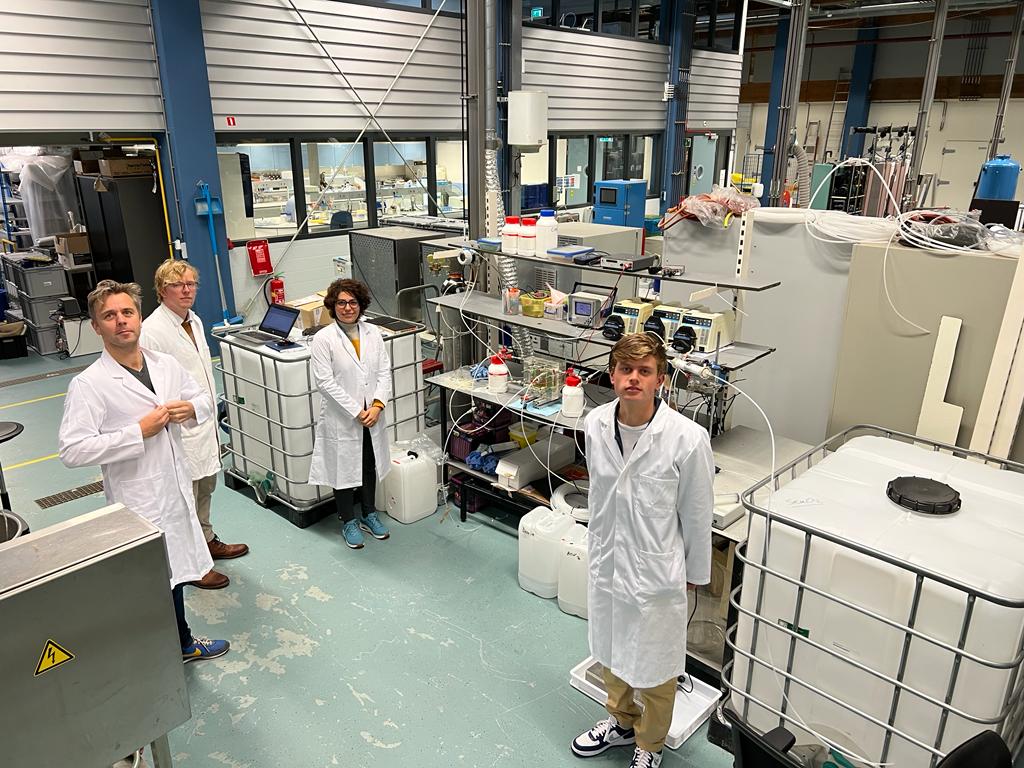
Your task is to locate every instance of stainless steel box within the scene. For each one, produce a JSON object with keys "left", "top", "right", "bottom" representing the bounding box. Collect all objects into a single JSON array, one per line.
[
  {"left": 349, "top": 226, "right": 440, "bottom": 319},
  {"left": 0, "top": 505, "right": 190, "bottom": 766}
]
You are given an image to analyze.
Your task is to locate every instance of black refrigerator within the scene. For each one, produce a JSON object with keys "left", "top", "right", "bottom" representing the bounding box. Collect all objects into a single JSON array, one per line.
[{"left": 76, "top": 174, "right": 168, "bottom": 316}]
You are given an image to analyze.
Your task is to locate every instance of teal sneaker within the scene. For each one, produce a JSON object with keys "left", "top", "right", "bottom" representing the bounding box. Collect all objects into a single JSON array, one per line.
[
  {"left": 359, "top": 511, "right": 390, "bottom": 540},
  {"left": 342, "top": 519, "right": 365, "bottom": 549},
  {"left": 182, "top": 636, "right": 230, "bottom": 663}
]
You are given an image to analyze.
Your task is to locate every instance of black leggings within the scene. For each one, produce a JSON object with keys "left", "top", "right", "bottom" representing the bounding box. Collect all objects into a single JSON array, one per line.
[{"left": 334, "top": 427, "right": 377, "bottom": 523}]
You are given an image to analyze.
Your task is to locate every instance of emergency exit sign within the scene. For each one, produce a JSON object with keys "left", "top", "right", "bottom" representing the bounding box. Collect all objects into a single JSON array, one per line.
[
  {"left": 531, "top": 6, "right": 543, "bottom": 17},
  {"left": 599, "top": 137, "right": 613, "bottom": 143}
]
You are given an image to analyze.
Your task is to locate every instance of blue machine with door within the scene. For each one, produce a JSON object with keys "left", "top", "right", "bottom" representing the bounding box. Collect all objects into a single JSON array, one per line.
[{"left": 592, "top": 179, "right": 647, "bottom": 228}]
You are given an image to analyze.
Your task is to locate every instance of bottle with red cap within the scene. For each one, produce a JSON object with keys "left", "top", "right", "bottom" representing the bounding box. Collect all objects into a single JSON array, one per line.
[
  {"left": 487, "top": 355, "right": 509, "bottom": 394},
  {"left": 519, "top": 217, "right": 537, "bottom": 256},
  {"left": 561, "top": 367, "right": 585, "bottom": 418},
  {"left": 501, "top": 216, "right": 520, "bottom": 254}
]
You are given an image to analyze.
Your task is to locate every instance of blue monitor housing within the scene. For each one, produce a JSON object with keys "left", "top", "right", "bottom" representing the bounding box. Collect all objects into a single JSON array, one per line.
[{"left": 592, "top": 179, "right": 647, "bottom": 228}]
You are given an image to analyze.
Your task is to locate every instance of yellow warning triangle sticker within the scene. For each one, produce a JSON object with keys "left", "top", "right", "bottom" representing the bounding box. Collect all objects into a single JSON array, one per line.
[{"left": 34, "top": 639, "right": 75, "bottom": 677}]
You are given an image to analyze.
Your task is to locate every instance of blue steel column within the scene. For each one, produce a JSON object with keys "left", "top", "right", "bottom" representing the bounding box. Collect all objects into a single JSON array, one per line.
[
  {"left": 759, "top": 15, "right": 789, "bottom": 206},
  {"left": 150, "top": 0, "right": 234, "bottom": 331},
  {"left": 841, "top": 22, "right": 878, "bottom": 159},
  {"left": 663, "top": 0, "right": 696, "bottom": 206}
]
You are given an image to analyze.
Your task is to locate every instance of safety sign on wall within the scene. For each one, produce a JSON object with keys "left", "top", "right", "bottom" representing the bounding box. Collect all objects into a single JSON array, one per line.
[{"left": 35, "top": 639, "right": 75, "bottom": 677}]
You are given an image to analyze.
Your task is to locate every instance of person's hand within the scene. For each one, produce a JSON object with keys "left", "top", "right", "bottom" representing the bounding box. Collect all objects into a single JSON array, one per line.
[
  {"left": 139, "top": 406, "right": 170, "bottom": 438},
  {"left": 358, "top": 405, "right": 382, "bottom": 428},
  {"left": 164, "top": 400, "right": 196, "bottom": 424}
]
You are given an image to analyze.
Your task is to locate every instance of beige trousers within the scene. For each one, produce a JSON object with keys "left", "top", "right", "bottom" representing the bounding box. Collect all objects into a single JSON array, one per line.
[
  {"left": 192, "top": 474, "right": 218, "bottom": 543},
  {"left": 603, "top": 667, "right": 677, "bottom": 753}
]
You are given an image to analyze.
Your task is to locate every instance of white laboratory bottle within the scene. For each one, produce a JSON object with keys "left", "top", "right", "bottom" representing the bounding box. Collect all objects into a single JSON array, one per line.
[
  {"left": 502, "top": 216, "right": 520, "bottom": 254},
  {"left": 519, "top": 217, "right": 537, "bottom": 256},
  {"left": 536, "top": 209, "right": 558, "bottom": 256},
  {"left": 488, "top": 355, "right": 509, "bottom": 394},
  {"left": 561, "top": 368, "right": 585, "bottom": 418}
]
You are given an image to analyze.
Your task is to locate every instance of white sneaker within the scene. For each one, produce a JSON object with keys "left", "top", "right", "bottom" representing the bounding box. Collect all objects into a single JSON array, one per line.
[
  {"left": 571, "top": 715, "right": 637, "bottom": 757},
  {"left": 629, "top": 746, "right": 663, "bottom": 768}
]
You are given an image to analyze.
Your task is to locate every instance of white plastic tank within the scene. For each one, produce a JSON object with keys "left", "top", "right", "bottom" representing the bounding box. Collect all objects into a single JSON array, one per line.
[
  {"left": 508, "top": 90, "right": 548, "bottom": 153},
  {"left": 518, "top": 506, "right": 577, "bottom": 598},
  {"left": 731, "top": 435, "right": 1024, "bottom": 766},
  {"left": 558, "top": 525, "right": 589, "bottom": 619},
  {"left": 382, "top": 450, "right": 438, "bottom": 524}
]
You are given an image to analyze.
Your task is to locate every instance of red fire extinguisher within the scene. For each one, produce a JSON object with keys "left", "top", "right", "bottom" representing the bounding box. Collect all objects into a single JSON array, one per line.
[{"left": 269, "top": 276, "right": 285, "bottom": 305}]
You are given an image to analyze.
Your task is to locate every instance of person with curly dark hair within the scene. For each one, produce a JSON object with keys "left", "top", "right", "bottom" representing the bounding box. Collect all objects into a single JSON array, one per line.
[{"left": 307, "top": 278, "right": 393, "bottom": 549}]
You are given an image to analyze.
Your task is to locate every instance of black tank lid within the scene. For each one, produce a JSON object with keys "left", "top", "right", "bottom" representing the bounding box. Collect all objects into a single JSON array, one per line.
[{"left": 886, "top": 476, "right": 961, "bottom": 515}]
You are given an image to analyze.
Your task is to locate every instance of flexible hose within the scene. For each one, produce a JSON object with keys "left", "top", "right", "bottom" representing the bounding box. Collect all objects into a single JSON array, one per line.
[{"left": 792, "top": 142, "right": 811, "bottom": 209}]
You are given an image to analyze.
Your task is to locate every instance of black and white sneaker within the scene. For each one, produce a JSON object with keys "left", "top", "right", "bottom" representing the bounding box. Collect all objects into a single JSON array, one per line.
[
  {"left": 571, "top": 716, "right": 636, "bottom": 757},
  {"left": 629, "top": 746, "right": 663, "bottom": 768}
]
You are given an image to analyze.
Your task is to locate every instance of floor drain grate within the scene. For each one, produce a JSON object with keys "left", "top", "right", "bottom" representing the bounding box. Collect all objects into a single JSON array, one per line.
[{"left": 35, "top": 481, "right": 105, "bottom": 509}]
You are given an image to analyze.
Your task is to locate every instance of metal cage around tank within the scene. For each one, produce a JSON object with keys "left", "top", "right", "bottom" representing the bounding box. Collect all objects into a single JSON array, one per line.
[{"left": 722, "top": 425, "right": 1024, "bottom": 768}]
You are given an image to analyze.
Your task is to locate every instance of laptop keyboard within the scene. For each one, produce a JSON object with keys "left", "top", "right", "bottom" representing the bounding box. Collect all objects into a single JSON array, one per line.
[{"left": 233, "top": 330, "right": 275, "bottom": 343}]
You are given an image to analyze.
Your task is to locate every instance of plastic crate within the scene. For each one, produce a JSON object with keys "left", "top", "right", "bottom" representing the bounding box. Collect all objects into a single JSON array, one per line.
[
  {"left": 18, "top": 293, "right": 61, "bottom": 327},
  {"left": 10, "top": 261, "right": 66, "bottom": 298},
  {"left": 25, "top": 318, "right": 61, "bottom": 355}
]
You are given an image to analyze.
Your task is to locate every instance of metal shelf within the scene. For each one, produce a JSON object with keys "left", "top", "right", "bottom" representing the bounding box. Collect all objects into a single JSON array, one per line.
[{"left": 469, "top": 242, "right": 781, "bottom": 293}]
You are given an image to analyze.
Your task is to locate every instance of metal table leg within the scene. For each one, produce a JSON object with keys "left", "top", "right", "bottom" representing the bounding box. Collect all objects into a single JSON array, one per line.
[{"left": 150, "top": 734, "right": 173, "bottom": 768}]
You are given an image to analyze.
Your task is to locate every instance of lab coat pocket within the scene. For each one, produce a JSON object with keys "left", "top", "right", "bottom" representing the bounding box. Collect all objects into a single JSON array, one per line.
[
  {"left": 119, "top": 476, "right": 162, "bottom": 524},
  {"left": 635, "top": 549, "right": 686, "bottom": 604},
  {"left": 637, "top": 474, "right": 675, "bottom": 517}
]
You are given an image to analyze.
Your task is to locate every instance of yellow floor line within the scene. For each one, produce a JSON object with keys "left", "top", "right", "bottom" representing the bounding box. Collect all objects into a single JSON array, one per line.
[
  {"left": 0, "top": 392, "right": 66, "bottom": 410},
  {"left": 7, "top": 453, "right": 59, "bottom": 470}
]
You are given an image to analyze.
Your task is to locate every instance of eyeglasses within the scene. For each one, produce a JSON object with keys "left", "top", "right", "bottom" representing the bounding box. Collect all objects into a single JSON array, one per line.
[
  {"left": 335, "top": 300, "right": 360, "bottom": 308},
  {"left": 167, "top": 281, "right": 199, "bottom": 291}
]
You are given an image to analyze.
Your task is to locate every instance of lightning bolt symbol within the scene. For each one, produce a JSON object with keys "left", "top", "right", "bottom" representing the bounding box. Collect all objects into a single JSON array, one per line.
[{"left": 46, "top": 646, "right": 56, "bottom": 664}]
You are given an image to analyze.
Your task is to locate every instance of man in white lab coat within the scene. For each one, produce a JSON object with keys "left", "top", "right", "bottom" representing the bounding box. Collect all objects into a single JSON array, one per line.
[
  {"left": 571, "top": 334, "right": 714, "bottom": 768},
  {"left": 141, "top": 259, "right": 249, "bottom": 590},
  {"left": 58, "top": 280, "right": 230, "bottom": 663}
]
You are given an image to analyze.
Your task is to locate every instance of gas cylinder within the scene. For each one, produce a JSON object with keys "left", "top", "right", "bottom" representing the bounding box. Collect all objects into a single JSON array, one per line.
[{"left": 977, "top": 154, "right": 1021, "bottom": 201}]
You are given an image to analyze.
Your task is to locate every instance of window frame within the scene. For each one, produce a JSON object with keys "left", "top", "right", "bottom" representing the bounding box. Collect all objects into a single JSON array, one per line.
[{"left": 522, "top": 0, "right": 668, "bottom": 43}]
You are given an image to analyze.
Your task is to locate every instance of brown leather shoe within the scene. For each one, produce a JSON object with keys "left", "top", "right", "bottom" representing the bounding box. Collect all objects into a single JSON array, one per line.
[
  {"left": 189, "top": 569, "right": 229, "bottom": 590},
  {"left": 208, "top": 535, "right": 249, "bottom": 560}
]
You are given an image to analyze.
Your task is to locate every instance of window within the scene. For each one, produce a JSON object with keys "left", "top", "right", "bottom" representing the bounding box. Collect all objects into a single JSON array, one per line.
[
  {"left": 436, "top": 139, "right": 467, "bottom": 218},
  {"left": 554, "top": 136, "right": 590, "bottom": 207},
  {"left": 599, "top": 0, "right": 633, "bottom": 36},
  {"left": 637, "top": 0, "right": 664, "bottom": 41},
  {"left": 521, "top": 143, "right": 551, "bottom": 210},
  {"left": 595, "top": 135, "right": 627, "bottom": 182},
  {"left": 522, "top": 0, "right": 553, "bottom": 21},
  {"left": 373, "top": 140, "right": 430, "bottom": 219},
  {"left": 629, "top": 134, "right": 659, "bottom": 194},
  {"left": 558, "top": 0, "right": 596, "bottom": 30},
  {"left": 301, "top": 142, "right": 368, "bottom": 233},
  {"left": 694, "top": 0, "right": 741, "bottom": 52},
  {"left": 217, "top": 142, "right": 296, "bottom": 240}
]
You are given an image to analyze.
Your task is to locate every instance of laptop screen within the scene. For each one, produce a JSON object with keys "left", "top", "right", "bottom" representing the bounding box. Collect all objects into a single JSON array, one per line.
[{"left": 258, "top": 304, "right": 300, "bottom": 337}]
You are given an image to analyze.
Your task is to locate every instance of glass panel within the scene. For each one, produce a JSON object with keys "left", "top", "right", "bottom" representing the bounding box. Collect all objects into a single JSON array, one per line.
[
  {"left": 599, "top": 0, "right": 632, "bottom": 36},
  {"left": 387, "top": 0, "right": 422, "bottom": 6},
  {"left": 373, "top": 141, "right": 430, "bottom": 219},
  {"left": 436, "top": 139, "right": 467, "bottom": 218},
  {"left": 432, "top": 0, "right": 464, "bottom": 11},
  {"left": 629, "top": 135, "right": 656, "bottom": 191},
  {"left": 714, "top": 0, "right": 740, "bottom": 51},
  {"left": 520, "top": 142, "right": 550, "bottom": 210},
  {"left": 637, "top": 0, "right": 664, "bottom": 40},
  {"left": 554, "top": 136, "right": 590, "bottom": 207},
  {"left": 595, "top": 135, "right": 627, "bottom": 182},
  {"left": 217, "top": 142, "right": 295, "bottom": 240},
  {"left": 558, "top": 0, "right": 596, "bottom": 30},
  {"left": 522, "top": 0, "right": 552, "bottom": 22},
  {"left": 300, "top": 142, "right": 368, "bottom": 233}
]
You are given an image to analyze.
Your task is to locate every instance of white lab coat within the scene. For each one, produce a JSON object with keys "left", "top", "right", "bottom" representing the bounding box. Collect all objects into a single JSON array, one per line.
[
  {"left": 308, "top": 321, "right": 393, "bottom": 489},
  {"left": 58, "top": 349, "right": 215, "bottom": 588},
  {"left": 583, "top": 401, "right": 714, "bottom": 689},
  {"left": 140, "top": 303, "right": 221, "bottom": 481}
]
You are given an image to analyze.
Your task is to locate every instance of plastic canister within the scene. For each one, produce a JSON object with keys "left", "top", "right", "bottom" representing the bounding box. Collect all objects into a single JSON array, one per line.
[
  {"left": 502, "top": 216, "right": 520, "bottom": 254},
  {"left": 519, "top": 217, "right": 537, "bottom": 256},
  {"left": 561, "top": 368, "right": 585, "bottom": 419},
  {"left": 977, "top": 154, "right": 1021, "bottom": 201},
  {"left": 487, "top": 355, "right": 509, "bottom": 393},
  {"left": 536, "top": 209, "right": 559, "bottom": 256}
]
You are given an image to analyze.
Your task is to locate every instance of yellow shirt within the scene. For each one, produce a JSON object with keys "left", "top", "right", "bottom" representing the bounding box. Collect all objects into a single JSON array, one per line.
[{"left": 346, "top": 330, "right": 385, "bottom": 410}]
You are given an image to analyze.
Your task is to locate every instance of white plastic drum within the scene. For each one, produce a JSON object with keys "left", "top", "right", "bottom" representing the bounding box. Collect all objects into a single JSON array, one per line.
[{"left": 518, "top": 507, "right": 577, "bottom": 598}]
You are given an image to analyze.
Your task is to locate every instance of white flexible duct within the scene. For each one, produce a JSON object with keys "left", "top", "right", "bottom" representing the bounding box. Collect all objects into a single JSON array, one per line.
[{"left": 792, "top": 141, "right": 811, "bottom": 208}]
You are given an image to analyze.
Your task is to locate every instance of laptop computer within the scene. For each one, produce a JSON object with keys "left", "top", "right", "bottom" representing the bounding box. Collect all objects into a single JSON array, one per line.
[{"left": 233, "top": 303, "right": 301, "bottom": 345}]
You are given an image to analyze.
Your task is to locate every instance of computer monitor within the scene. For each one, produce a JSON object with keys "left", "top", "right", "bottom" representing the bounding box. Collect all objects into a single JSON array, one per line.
[
  {"left": 599, "top": 187, "right": 618, "bottom": 206},
  {"left": 970, "top": 198, "right": 1021, "bottom": 229},
  {"left": 258, "top": 303, "right": 300, "bottom": 338}
]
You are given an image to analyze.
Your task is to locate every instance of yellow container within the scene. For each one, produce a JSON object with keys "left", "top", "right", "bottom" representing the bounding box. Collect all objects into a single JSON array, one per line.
[
  {"left": 520, "top": 291, "right": 549, "bottom": 318},
  {"left": 510, "top": 423, "right": 539, "bottom": 448}
]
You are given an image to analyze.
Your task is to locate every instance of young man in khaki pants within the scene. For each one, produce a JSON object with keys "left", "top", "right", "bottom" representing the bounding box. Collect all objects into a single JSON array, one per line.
[
  {"left": 572, "top": 334, "right": 714, "bottom": 768},
  {"left": 141, "top": 260, "right": 249, "bottom": 588}
]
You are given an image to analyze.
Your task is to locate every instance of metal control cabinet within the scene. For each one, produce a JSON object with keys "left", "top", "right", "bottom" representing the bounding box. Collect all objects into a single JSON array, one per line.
[
  {"left": 0, "top": 505, "right": 189, "bottom": 767},
  {"left": 349, "top": 226, "right": 441, "bottom": 320}
]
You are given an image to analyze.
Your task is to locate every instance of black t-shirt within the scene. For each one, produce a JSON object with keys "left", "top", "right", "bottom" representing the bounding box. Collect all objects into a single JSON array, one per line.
[{"left": 121, "top": 357, "right": 156, "bottom": 395}]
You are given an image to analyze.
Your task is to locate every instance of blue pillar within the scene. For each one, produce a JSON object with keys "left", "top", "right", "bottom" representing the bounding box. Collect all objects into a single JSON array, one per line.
[
  {"left": 663, "top": 0, "right": 696, "bottom": 206},
  {"left": 759, "top": 15, "right": 790, "bottom": 206},
  {"left": 841, "top": 23, "right": 878, "bottom": 158},
  {"left": 150, "top": 0, "right": 234, "bottom": 333}
]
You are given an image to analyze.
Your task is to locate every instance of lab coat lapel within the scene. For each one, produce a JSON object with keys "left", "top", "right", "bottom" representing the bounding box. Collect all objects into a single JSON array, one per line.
[
  {"left": 623, "top": 405, "right": 665, "bottom": 471},
  {"left": 599, "top": 404, "right": 625, "bottom": 473},
  {"left": 100, "top": 350, "right": 160, "bottom": 406},
  {"left": 333, "top": 322, "right": 366, "bottom": 372}
]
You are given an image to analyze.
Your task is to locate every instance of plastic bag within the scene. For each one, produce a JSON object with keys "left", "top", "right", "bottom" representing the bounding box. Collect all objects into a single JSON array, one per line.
[
  {"left": 393, "top": 434, "right": 443, "bottom": 466},
  {"left": 19, "top": 156, "right": 77, "bottom": 244},
  {"left": 660, "top": 184, "right": 760, "bottom": 230}
]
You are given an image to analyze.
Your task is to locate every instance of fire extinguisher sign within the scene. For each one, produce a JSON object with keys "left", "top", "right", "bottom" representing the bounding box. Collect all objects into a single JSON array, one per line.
[{"left": 246, "top": 239, "right": 274, "bottom": 276}]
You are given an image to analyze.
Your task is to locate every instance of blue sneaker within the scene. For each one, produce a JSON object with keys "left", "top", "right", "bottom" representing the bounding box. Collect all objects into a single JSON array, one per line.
[
  {"left": 360, "top": 511, "right": 390, "bottom": 540},
  {"left": 342, "top": 519, "right": 365, "bottom": 549},
  {"left": 182, "top": 636, "right": 229, "bottom": 663}
]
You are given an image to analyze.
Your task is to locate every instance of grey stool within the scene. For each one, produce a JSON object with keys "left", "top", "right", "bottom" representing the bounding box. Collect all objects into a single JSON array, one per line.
[{"left": 0, "top": 421, "right": 24, "bottom": 512}]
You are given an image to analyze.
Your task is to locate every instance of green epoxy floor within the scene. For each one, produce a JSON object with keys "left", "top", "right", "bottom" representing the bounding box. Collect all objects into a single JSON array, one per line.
[{"left": 1, "top": 353, "right": 733, "bottom": 768}]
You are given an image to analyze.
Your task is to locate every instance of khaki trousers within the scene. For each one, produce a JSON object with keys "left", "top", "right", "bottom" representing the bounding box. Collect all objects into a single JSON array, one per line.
[
  {"left": 603, "top": 667, "right": 677, "bottom": 753},
  {"left": 192, "top": 474, "right": 218, "bottom": 543}
]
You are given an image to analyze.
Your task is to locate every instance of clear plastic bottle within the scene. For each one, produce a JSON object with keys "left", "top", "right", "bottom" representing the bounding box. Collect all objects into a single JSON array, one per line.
[
  {"left": 561, "top": 368, "right": 585, "bottom": 418},
  {"left": 536, "top": 209, "right": 559, "bottom": 256},
  {"left": 519, "top": 217, "right": 537, "bottom": 256},
  {"left": 501, "top": 216, "right": 520, "bottom": 254},
  {"left": 487, "top": 355, "right": 510, "bottom": 393}
]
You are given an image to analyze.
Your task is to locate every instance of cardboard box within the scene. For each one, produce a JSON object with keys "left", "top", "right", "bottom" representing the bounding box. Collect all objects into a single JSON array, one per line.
[
  {"left": 98, "top": 157, "right": 153, "bottom": 177},
  {"left": 285, "top": 290, "right": 330, "bottom": 330},
  {"left": 72, "top": 149, "right": 104, "bottom": 175},
  {"left": 55, "top": 232, "right": 90, "bottom": 255}
]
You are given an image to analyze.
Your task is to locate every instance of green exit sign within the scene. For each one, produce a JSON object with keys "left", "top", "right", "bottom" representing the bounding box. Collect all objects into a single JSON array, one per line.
[
  {"left": 599, "top": 137, "right": 613, "bottom": 143},
  {"left": 531, "top": 6, "right": 543, "bottom": 18}
]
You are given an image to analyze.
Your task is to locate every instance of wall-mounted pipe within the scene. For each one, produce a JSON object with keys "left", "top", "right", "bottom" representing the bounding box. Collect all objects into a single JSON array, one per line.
[{"left": 988, "top": 0, "right": 1024, "bottom": 158}]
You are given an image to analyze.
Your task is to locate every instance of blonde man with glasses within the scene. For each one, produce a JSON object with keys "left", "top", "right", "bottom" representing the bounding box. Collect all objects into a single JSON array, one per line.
[{"left": 140, "top": 259, "right": 249, "bottom": 590}]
